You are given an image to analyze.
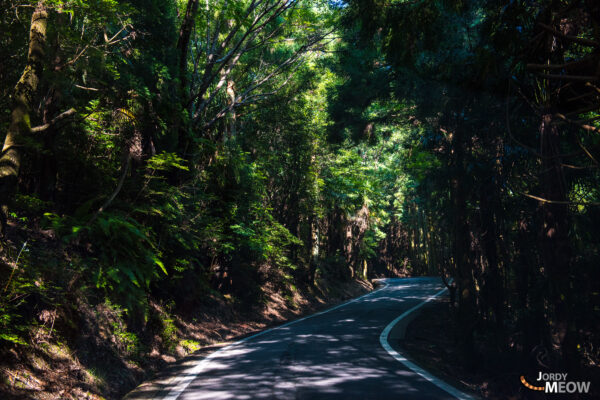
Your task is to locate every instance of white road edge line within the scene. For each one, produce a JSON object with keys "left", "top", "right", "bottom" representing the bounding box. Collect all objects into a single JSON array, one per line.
[
  {"left": 161, "top": 280, "right": 390, "bottom": 400},
  {"left": 379, "top": 285, "right": 475, "bottom": 400}
]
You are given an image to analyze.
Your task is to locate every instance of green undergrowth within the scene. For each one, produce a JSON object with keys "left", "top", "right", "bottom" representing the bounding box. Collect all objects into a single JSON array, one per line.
[{"left": 0, "top": 222, "right": 372, "bottom": 399}]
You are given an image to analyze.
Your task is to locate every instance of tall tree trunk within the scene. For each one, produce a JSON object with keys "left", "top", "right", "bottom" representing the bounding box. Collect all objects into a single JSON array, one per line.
[
  {"left": 37, "top": 88, "right": 60, "bottom": 202},
  {"left": 177, "top": 0, "right": 199, "bottom": 99},
  {"left": 306, "top": 213, "right": 317, "bottom": 285},
  {"left": 451, "top": 125, "right": 477, "bottom": 368},
  {"left": 175, "top": 0, "right": 199, "bottom": 154},
  {"left": 0, "top": 1, "right": 48, "bottom": 235},
  {"left": 479, "top": 179, "right": 504, "bottom": 335},
  {"left": 37, "top": 8, "right": 68, "bottom": 202},
  {"left": 539, "top": 113, "right": 575, "bottom": 369},
  {"left": 412, "top": 204, "right": 420, "bottom": 271}
]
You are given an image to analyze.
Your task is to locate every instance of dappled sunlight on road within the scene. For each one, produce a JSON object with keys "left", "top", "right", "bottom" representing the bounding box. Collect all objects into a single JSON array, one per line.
[{"left": 128, "top": 277, "right": 457, "bottom": 400}]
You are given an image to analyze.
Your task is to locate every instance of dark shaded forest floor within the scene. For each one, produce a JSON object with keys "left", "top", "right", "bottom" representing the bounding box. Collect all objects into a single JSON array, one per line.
[
  {"left": 0, "top": 275, "right": 372, "bottom": 400},
  {"left": 403, "top": 298, "right": 600, "bottom": 400}
]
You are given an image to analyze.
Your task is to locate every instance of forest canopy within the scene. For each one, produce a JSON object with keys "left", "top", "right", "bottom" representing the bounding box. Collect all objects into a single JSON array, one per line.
[{"left": 0, "top": 0, "right": 599, "bottom": 397}]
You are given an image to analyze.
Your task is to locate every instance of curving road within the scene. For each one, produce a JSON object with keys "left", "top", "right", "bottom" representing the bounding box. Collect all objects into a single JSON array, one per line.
[{"left": 159, "top": 277, "right": 473, "bottom": 400}]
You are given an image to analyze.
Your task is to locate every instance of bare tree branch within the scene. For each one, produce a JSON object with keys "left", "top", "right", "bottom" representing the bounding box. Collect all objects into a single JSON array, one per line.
[
  {"left": 31, "top": 108, "right": 76, "bottom": 133},
  {"left": 201, "top": 34, "right": 326, "bottom": 130},
  {"left": 538, "top": 22, "right": 599, "bottom": 47},
  {"left": 537, "top": 73, "right": 598, "bottom": 82}
]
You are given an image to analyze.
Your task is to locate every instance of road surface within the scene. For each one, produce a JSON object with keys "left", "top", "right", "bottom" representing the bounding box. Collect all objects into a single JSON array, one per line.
[{"left": 160, "top": 277, "right": 472, "bottom": 400}]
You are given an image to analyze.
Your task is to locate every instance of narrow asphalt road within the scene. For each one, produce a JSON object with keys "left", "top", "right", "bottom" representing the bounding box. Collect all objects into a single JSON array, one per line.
[{"left": 162, "top": 277, "right": 469, "bottom": 400}]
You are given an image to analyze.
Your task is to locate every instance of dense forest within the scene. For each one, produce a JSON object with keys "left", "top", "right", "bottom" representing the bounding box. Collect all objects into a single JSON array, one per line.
[{"left": 1, "top": 0, "right": 599, "bottom": 398}]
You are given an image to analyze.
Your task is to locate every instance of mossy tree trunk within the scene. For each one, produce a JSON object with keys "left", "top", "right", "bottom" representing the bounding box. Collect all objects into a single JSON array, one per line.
[{"left": 0, "top": 1, "right": 48, "bottom": 234}]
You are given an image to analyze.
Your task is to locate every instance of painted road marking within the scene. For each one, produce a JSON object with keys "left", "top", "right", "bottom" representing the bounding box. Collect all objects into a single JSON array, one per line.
[
  {"left": 379, "top": 285, "right": 475, "bottom": 400},
  {"left": 161, "top": 282, "right": 388, "bottom": 400},
  {"left": 161, "top": 278, "right": 474, "bottom": 400}
]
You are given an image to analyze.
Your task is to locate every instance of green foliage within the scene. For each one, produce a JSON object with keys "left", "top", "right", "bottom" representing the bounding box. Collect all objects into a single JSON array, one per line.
[
  {"left": 42, "top": 210, "right": 166, "bottom": 312},
  {"left": 89, "top": 213, "right": 165, "bottom": 291},
  {"left": 103, "top": 300, "right": 143, "bottom": 356},
  {"left": 179, "top": 339, "right": 201, "bottom": 354},
  {"left": 2, "top": 0, "right": 596, "bottom": 381},
  {"left": 146, "top": 152, "right": 189, "bottom": 172},
  {"left": 159, "top": 316, "right": 178, "bottom": 353},
  {"left": 342, "top": 0, "right": 600, "bottom": 370},
  {"left": 0, "top": 241, "right": 42, "bottom": 346}
]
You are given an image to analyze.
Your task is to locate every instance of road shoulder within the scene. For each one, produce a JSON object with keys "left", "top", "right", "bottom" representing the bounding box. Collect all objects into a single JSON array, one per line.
[{"left": 398, "top": 297, "right": 492, "bottom": 399}]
